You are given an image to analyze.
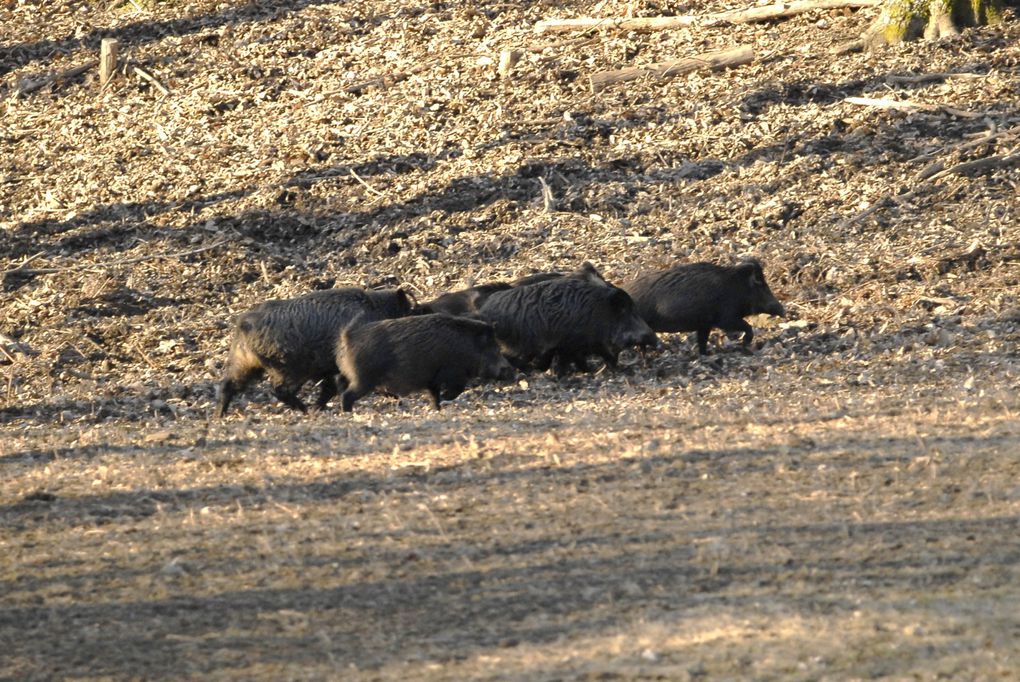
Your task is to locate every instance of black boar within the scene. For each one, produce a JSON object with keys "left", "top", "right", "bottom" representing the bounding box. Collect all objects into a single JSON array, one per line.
[
  {"left": 216, "top": 287, "right": 413, "bottom": 416},
  {"left": 623, "top": 259, "right": 784, "bottom": 355},
  {"left": 479, "top": 277, "right": 658, "bottom": 374},
  {"left": 418, "top": 282, "right": 512, "bottom": 316},
  {"left": 420, "top": 262, "right": 612, "bottom": 317},
  {"left": 511, "top": 261, "right": 610, "bottom": 288},
  {"left": 337, "top": 314, "right": 513, "bottom": 412}
]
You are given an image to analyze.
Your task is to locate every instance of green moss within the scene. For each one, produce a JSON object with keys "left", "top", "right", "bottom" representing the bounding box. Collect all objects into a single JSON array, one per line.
[
  {"left": 973, "top": 0, "right": 1005, "bottom": 24},
  {"left": 872, "top": 0, "right": 1005, "bottom": 45}
]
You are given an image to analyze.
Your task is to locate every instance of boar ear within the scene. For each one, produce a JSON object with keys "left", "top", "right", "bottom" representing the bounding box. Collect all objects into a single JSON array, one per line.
[
  {"left": 397, "top": 287, "right": 419, "bottom": 310},
  {"left": 736, "top": 261, "right": 763, "bottom": 286},
  {"left": 581, "top": 262, "right": 610, "bottom": 285},
  {"left": 474, "top": 322, "right": 496, "bottom": 343},
  {"left": 606, "top": 287, "right": 632, "bottom": 309},
  {"left": 466, "top": 289, "right": 485, "bottom": 310}
]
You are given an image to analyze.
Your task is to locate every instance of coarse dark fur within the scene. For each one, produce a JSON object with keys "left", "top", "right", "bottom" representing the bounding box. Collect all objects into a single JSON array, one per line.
[
  {"left": 420, "top": 262, "right": 613, "bottom": 318},
  {"left": 623, "top": 259, "right": 785, "bottom": 355},
  {"left": 216, "top": 287, "right": 413, "bottom": 416},
  {"left": 418, "top": 282, "right": 512, "bottom": 317},
  {"left": 511, "top": 261, "right": 610, "bottom": 288},
  {"left": 337, "top": 313, "right": 512, "bottom": 412},
  {"left": 479, "top": 277, "right": 658, "bottom": 374}
]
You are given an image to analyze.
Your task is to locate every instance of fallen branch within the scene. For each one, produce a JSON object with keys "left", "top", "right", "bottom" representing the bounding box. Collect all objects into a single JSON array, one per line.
[
  {"left": 910, "top": 122, "right": 1020, "bottom": 170},
  {"left": 2, "top": 252, "right": 46, "bottom": 274},
  {"left": 590, "top": 45, "right": 752, "bottom": 93},
  {"left": 885, "top": 71, "right": 985, "bottom": 85},
  {"left": 915, "top": 128, "right": 1000, "bottom": 179},
  {"left": 844, "top": 96, "right": 984, "bottom": 118},
  {"left": 535, "top": 0, "right": 881, "bottom": 33},
  {"left": 844, "top": 197, "right": 894, "bottom": 225},
  {"left": 16, "top": 60, "right": 99, "bottom": 96},
  {"left": 847, "top": 143, "right": 1020, "bottom": 225},
  {"left": 537, "top": 16, "right": 696, "bottom": 32},
  {"left": 926, "top": 147, "right": 1020, "bottom": 182},
  {"left": 131, "top": 64, "right": 171, "bottom": 96},
  {"left": 712, "top": 0, "right": 881, "bottom": 23},
  {"left": 349, "top": 169, "right": 385, "bottom": 197},
  {"left": 2, "top": 240, "right": 229, "bottom": 277}
]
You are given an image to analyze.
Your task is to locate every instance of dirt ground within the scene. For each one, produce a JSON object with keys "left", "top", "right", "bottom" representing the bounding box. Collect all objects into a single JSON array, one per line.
[{"left": 2, "top": 0, "right": 1020, "bottom": 679}]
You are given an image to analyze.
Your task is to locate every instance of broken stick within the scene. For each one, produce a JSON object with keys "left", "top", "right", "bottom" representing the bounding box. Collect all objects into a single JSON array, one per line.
[
  {"left": 844, "top": 96, "right": 983, "bottom": 118},
  {"left": 534, "top": 0, "right": 881, "bottom": 33},
  {"left": 131, "top": 64, "right": 171, "bottom": 96},
  {"left": 711, "top": 0, "right": 881, "bottom": 24},
  {"left": 589, "top": 45, "right": 752, "bottom": 93},
  {"left": 16, "top": 60, "right": 99, "bottom": 96},
  {"left": 927, "top": 147, "right": 1020, "bottom": 182}
]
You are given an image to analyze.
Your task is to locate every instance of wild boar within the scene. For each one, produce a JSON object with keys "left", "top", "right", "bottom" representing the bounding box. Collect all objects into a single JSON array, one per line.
[
  {"left": 479, "top": 277, "right": 658, "bottom": 374},
  {"left": 511, "top": 261, "right": 610, "bottom": 288},
  {"left": 418, "top": 282, "right": 512, "bottom": 317},
  {"left": 216, "top": 287, "right": 413, "bottom": 416},
  {"left": 420, "top": 262, "right": 612, "bottom": 317},
  {"left": 337, "top": 313, "right": 513, "bottom": 412},
  {"left": 623, "top": 259, "right": 785, "bottom": 355}
]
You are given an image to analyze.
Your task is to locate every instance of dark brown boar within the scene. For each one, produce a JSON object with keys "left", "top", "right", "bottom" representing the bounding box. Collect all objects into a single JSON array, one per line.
[
  {"left": 623, "top": 259, "right": 785, "bottom": 355},
  {"left": 420, "top": 262, "right": 612, "bottom": 318},
  {"left": 478, "top": 277, "right": 658, "bottom": 374},
  {"left": 337, "top": 314, "right": 513, "bottom": 412},
  {"left": 418, "top": 282, "right": 512, "bottom": 316},
  {"left": 511, "top": 261, "right": 610, "bottom": 288},
  {"left": 216, "top": 287, "right": 413, "bottom": 416}
]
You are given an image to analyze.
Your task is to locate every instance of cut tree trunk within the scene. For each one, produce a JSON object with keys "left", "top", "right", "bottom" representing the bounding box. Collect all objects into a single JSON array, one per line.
[{"left": 863, "top": 0, "right": 1005, "bottom": 48}]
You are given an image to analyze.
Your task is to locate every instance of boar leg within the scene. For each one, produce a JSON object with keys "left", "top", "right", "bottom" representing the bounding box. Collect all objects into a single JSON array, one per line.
[
  {"left": 341, "top": 380, "right": 371, "bottom": 413},
  {"left": 533, "top": 350, "right": 555, "bottom": 373},
  {"left": 215, "top": 378, "right": 239, "bottom": 418},
  {"left": 314, "top": 374, "right": 338, "bottom": 410},
  {"left": 596, "top": 346, "right": 618, "bottom": 369},
  {"left": 215, "top": 366, "right": 262, "bottom": 418},
  {"left": 695, "top": 328, "right": 711, "bottom": 355},
  {"left": 271, "top": 377, "right": 308, "bottom": 413},
  {"left": 717, "top": 319, "right": 754, "bottom": 353},
  {"left": 734, "top": 319, "right": 754, "bottom": 349},
  {"left": 429, "top": 367, "right": 471, "bottom": 410},
  {"left": 551, "top": 351, "right": 587, "bottom": 376}
]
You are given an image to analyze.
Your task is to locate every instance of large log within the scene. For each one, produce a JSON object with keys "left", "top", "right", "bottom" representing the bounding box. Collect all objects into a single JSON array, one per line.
[
  {"left": 589, "top": 45, "right": 752, "bottom": 93},
  {"left": 534, "top": 0, "right": 881, "bottom": 33}
]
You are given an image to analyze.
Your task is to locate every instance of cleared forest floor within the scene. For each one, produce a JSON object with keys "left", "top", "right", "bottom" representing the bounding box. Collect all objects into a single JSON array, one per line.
[{"left": 2, "top": 0, "right": 1019, "bottom": 678}]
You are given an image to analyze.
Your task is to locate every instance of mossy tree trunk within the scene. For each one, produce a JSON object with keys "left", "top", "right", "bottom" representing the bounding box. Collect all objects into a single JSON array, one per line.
[{"left": 864, "top": 0, "right": 1004, "bottom": 47}]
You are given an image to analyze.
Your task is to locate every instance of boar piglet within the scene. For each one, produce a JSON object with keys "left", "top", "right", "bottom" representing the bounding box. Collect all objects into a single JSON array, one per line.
[
  {"left": 337, "top": 313, "right": 513, "bottom": 412},
  {"left": 623, "top": 259, "right": 784, "bottom": 355},
  {"left": 216, "top": 287, "right": 413, "bottom": 417},
  {"left": 479, "top": 277, "right": 657, "bottom": 375}
]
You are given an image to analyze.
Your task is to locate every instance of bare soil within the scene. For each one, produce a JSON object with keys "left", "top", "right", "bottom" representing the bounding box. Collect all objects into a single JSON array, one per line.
[{"left": 2, "top": 0, "right": 1019, "bottom": 679}]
